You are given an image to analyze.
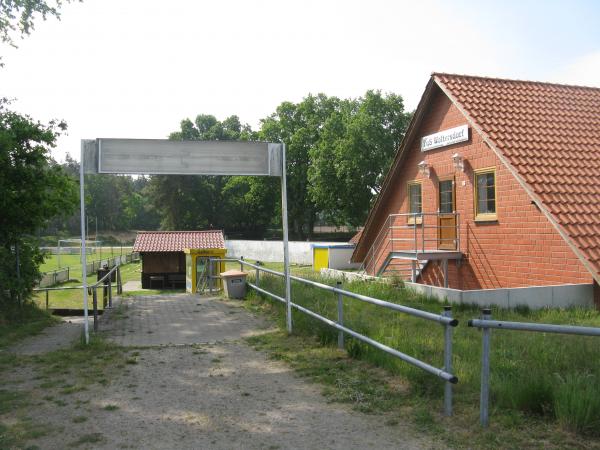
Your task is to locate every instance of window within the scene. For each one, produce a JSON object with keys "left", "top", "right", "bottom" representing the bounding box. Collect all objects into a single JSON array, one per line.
[
  {"left": 408, "top": 181, "right": 422, "bottom": 224},
  {"left": 474, "top": 168, "right": 497, "bottom": 220},
  {"left": 438, "top": 179, "right": 454, "bottom": 214}
]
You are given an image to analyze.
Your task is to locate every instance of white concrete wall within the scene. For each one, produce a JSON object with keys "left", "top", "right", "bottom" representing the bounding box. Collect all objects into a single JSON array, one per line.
[
  {"left": 404, "top": 281, "right": 594, "bottom": 309},
  {"left": 320, "top": 268, "right": 594, "bottom": 309},
  {"left": 226, "top": 240, "right": 341, "bottom": 265},
  {"left": 321, "top": 268, "right": 384, "bottom": 283},
  {"left": 328, "top": 247, "right": 361, "bottom": 270}
]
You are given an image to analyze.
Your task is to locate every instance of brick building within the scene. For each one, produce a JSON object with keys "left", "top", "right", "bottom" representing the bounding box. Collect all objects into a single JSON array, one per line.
[{"left": 352, "top": 74, "right": 600, "bottom": 305}]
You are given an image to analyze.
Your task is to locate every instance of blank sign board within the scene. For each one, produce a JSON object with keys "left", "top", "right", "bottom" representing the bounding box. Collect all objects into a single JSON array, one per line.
[{"left": 82, "top": 139, "right": 282, "bottom": 176}]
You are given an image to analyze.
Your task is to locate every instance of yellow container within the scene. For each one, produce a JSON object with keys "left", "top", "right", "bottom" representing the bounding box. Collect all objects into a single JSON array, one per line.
[
  {"left": 313, "top": 247, "right": 329, "bottom": 272},
  {"left": 184, "top": 248, "right": 226, "bottom": 293}
]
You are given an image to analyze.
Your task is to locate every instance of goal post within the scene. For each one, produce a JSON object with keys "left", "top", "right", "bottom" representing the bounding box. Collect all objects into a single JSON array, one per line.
[{"left": 56, "top": 238, "right": 102, "bottom": 269}]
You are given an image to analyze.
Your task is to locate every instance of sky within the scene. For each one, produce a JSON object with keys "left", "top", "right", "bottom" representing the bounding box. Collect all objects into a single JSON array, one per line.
[{"left": 1, "top": 0, "right": 599, "bottom": 163}]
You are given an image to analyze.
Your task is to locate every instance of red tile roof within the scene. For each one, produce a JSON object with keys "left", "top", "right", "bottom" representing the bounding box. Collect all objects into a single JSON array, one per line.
[
  {"left": 434, "top": 74, "right": 600, "bottom": 280},
  {"left": 133, "top": 230, "right": 225, "bottom": 252}
]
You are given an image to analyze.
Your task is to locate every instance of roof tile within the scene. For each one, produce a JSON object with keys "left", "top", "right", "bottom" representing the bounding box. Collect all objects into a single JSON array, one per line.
[
  {"left": 133, "top": 230, "right": 225, "bottom": 253},
  {"left": 435, "top": 73, "right": 600, "bottom": 277}
]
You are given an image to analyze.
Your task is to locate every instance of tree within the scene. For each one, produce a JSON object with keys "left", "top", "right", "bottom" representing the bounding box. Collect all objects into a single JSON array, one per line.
[
  {"left": 147, "top": 114, "right": 276, "bottom": 234},
  {"left": 0, "top": 0, "right": 77, "bottom": 48},
  {"left": 260, "top": 94, "right": 340, "bottom": 239},
  {"left": 308, "top": 91, "right": 411, "bottom": 226},
  {"left": 0, "top": 99, "right": 78, "bottom": 314}
]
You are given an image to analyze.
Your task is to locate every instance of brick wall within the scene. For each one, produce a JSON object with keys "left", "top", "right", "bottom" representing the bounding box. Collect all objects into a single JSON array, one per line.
[{"left": 370, "top": 86, "right": 592, "bottom": 289}]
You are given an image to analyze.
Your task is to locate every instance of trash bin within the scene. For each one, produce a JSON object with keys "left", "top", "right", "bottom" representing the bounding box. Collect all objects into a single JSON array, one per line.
[{"left": 220, "top": 270, "right": 248, "bottom": 299}]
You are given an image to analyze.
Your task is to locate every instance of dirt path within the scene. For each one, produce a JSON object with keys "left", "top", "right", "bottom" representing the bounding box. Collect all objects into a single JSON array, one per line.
[
  {"left": 8, "top": 316, "right": 86, "bottom": 355},
  {"left": 5, "top": 294, "right": 440, "bottom": 449}
]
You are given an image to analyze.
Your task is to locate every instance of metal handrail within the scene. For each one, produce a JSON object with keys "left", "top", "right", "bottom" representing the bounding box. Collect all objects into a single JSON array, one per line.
[
  {"left": 235, "top": 260, "right": 457, "bottom": 325},
  {"left": 210, "top": 257, "right": 459, "bottom": 416},
  {"left": 33, "top": 264, "right": 122, "bottom": 331},
  {"left": 468, "top": 309, "right": 600, "bottom": 427},
  {"left": 362, "top": 212, "right": 460, "bottom": 275},
  {"left": 363, "top": 215, "right": 393, "bottom": 273}
]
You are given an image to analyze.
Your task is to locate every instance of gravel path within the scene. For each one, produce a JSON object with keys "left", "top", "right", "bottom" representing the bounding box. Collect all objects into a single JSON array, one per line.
[
  {"left": 6, "top": 293, "right": 440, "bottom": 449},
  {"left": 8, "top": 316, "right": 86, "bottom": 355},
  {"left": 26, "top": 343, "right": 436, "bottom": 449}
]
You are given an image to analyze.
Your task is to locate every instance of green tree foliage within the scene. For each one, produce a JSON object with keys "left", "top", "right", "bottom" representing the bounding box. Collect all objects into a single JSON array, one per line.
[
  {"left": 0, "top": 0, "right": 77, "bottom": 47},
  {"left": 147, "top": 114, "right": 277, "bottom": 236},
  {"left": 308, "top": 91, "right": 411, "bottom": 226},
  {"left": 142, "top": 92, "right": 409, "bottom": 239},
  {"left": 45, "top": 156, "right": 161, "bottom": 235},
  {"left": 0, "top": 99, "right": 78, "bottom": 314},
  {"left": 260, "top": 94, "right": 340, "bottom": 238},
  {"left": 44, "top": 92, "right": 409, "bottom": 241}
]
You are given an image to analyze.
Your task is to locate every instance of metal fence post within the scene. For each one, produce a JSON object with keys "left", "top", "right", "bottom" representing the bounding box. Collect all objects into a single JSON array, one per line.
[
  {"left": 336, "top": 281, "right": 344, "bottom": 349},
  {"left": 240, "top": 256, "right": 244, "bottom": 272},
  {"left": 255, "top": 261, "right": 260, "bottom": 286},
  {"left": 92, "top": 288, "right": 98, "bottom": 332},
  {"left": 480, "top": 308, "right": 492, "bottom": 427},
  {"left": 45, "top": 290, "right": 49, "bottom": 310},
  {"left": 413, "top": 214, "right": 417, "bottom": 251},
  {"left": 421, "top": 213, "right": 425, "bottom": 252},
  {"left": 108, "top": 272, "right": 113, "bottom": 308},
  {"left": 208, "top": 259, "right": 213, "bottom": 294},
  {"left": 117, "top": 265, "right": 122, "bottom": 295},
  {"left": 443, "top": 305, "right": 453, "bottom": 416}
]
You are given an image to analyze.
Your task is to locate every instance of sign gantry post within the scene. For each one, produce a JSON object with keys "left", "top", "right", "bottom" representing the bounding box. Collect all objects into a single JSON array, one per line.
[{"left": 80, "top": 139, "right": 292, "bottom": 343}]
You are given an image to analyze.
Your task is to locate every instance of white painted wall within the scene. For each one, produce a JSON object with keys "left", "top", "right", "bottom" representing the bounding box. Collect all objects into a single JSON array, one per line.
[
  {"left": 226, "top": 240, "right": 342, "bottom": 265},
  {"left": 403, "top": 281, "right": 594, "bottom": 309},
  {"left": 328, "top": 247, "right": 361, "bottom": 270},
  {"left": 320, "top": 268, "right": 594, "bottom": 309}
]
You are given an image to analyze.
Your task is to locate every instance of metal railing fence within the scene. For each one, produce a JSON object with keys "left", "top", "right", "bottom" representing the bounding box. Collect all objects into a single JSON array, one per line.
[
  {"left": 208, "top": 257, "right": 459, "bottom": 416},
  {"left": 468, "top": 308, "right": 600, "bottom": 427},
  {"left": 37, "top": 252, "right": 139, "bottom": 288},
  {"left": 38, "top": 267, "right": 71, "bottom": 288},
  {"left": 362, "top": 212, "right": 460, "bottom": 276},
  {"left": 33, "top": 264, "right": 122, "bottom": 332}
]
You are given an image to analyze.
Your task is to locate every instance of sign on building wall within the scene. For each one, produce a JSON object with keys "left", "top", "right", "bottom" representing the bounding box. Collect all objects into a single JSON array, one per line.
[{"left": 421, "top": 125, "right": 469, "bottom": 152}]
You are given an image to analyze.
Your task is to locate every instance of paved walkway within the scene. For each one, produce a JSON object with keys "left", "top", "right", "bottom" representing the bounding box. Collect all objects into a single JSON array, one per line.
[
  {"left": 101, "top": 293, "right": 273, "bottom": 346},
  {"left": 122, "top": 280, "right": 141, "bottom": 292}
]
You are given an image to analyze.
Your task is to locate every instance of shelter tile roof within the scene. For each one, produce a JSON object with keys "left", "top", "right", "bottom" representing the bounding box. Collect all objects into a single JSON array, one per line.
[
  {"left": 133, "top": 230, "right": 225, "bottom": 252},
  {"left": 434, "top": 74, "right": 600, "bottom": 278}
]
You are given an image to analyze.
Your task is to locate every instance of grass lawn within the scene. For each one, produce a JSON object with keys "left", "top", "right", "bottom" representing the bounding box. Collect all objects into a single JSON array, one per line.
[
  {"left": 40, "top": 247, "right": 134, "bottom": 279},
  {"left": 242, "top": 270, "right": 600, "bottom": 448},
  {"left": 33, "top": 261, "right": 142, "bottom": 311}
]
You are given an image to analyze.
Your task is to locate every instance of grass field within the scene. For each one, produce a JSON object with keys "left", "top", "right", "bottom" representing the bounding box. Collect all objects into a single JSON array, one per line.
[
  {"left": 40, "top": 247, "right": 134, "bottom": 278},
  {"left": 33, "top": 261, "right": 141, "bottom": 310},
  {"left": 34, "top": 259, "right": 310, "bottom": 311},
  {"left": 243, "top": 271, "right": 600, "bottom": 446}
]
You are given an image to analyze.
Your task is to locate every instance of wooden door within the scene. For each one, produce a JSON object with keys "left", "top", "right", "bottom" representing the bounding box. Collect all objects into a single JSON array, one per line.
[{"left": 438, "top": 179, "right": 456, "bottom": 250}]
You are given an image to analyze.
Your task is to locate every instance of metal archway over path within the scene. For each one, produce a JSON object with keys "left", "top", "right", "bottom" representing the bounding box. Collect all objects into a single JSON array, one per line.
[{"left": 79, "top": 139, "right": 292, "bottom": 343}]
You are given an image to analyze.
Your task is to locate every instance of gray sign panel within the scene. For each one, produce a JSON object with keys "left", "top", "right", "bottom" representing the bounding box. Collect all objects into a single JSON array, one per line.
[{"left": 83, "top": 139, "right": 282, "bottom": 176}]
